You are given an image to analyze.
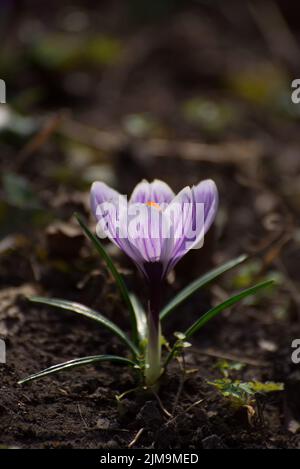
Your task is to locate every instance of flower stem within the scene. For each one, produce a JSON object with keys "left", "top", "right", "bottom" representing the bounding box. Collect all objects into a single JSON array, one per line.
[{"left": 144, "top": 267, "right": 162, "bottom": 386}]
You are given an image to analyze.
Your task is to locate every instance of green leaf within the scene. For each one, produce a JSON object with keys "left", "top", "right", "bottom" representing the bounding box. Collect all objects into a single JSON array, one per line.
[
  {"left": 249, "top": 381, "right": 284, "bottom": 393},
  {"left": 160, "top": 254, "right": 247, "bottom": 320},
  {"left": 208, "top": 379, "right": 254, "bottom": 406},
  {"left": 129, "top": 293, "right": 147, "bottom": 342},
  {"left": 74, "top": 213, "right": 138, "bottom": 345},
  {"left": 18, "top": 355, "right": 136, "bottom": 385},
  {"left": 29, "top": 296, "right": 139, "bottom": 357},
  {"left": 215, "top": 359, "right": 246, "bottom": 378},
  {"left": 185, "top": 280, "right": 274, "bottom": 339},
  {"left": 208, "top": 379, "right": 284, "bottom": 407}
]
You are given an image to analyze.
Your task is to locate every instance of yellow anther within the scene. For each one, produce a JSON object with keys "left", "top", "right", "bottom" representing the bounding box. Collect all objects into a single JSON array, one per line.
[{"left": 146, "top": 201, "right": 160, "bottom": 210}]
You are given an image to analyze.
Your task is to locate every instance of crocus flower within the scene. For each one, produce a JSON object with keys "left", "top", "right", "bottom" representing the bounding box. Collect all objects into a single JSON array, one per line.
[
  {"left": 91, "top": 179, "right": 218, "bottom": 280},
  {"left": 91, "top": 179, "right": 218, "bottom": 385}
]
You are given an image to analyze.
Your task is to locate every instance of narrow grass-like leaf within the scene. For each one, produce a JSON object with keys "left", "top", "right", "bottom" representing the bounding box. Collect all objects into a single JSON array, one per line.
[
  {"left": 129, "top": 293, "right": 147, "bottom": 342},
  {"left": 75, "top": 213, "right": 138, "bottom": 344},
  {"left": 164, "top": 279, "right": 274, "bottom": 368},
  {"left": 18, "top": 355, "right": 136, "bottom": 385},
  {"left": 185, "top": 280, "right": 274, "bottom": 339},
  {"left": 160, "top": 254, "right": 247, "bottom": 320},
  {"left": 29, "top": 296, "right": 139, "bottom": 356}
]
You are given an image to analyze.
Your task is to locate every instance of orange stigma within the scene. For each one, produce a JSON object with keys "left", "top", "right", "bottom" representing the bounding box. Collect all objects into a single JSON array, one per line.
[{"left": 146, "top": 201, "right": 160, "bottom": 210}]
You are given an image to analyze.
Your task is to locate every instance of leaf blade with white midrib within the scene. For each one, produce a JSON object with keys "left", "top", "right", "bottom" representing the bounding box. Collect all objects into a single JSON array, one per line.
[
  {"left": 29, "top": 296, "right": 139, "bottom": 356},
  {"left": 160, "top": 254, "right": 247, "bottom": 320},
  {"left": 18, "top": 355, "right": 136, "bottom": 384}
]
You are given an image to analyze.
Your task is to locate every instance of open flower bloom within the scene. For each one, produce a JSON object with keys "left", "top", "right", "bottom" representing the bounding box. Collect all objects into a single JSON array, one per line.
[
  {"left": 91, "top": 178, "right": 218, "bottom": 385},
  {"left": 90, "top": 179, "right": 218, "bottom": 282}
]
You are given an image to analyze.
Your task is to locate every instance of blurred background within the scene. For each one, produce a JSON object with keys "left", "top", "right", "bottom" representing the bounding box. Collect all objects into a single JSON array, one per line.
[{"left": 1, "top": 0, "right": 300, "bottom": 290}]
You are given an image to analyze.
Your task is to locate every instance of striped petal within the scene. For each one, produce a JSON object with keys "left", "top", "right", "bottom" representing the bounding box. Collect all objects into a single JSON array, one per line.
[
  {"left": 163, "top": 180, "right": 218, "bottom": 274},
  {"left": 130, "top": 179, "right": 175, "bottom": 206},
  {"left": 90, "top": 182, "right": 143, "bottom": 266}
]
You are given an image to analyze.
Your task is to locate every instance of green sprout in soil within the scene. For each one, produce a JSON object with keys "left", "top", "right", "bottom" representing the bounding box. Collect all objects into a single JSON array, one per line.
[
  {"left": 19, "top": 180, "right": 274, "bottom": 392},
  {"left": 209, "top": 359, "right": 284, "bottom": 423}
]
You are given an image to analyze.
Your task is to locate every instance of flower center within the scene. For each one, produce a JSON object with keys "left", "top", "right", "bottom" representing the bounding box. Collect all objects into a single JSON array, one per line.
[{"left": 146, "top": 201, "right": 160, "bottom": 210}]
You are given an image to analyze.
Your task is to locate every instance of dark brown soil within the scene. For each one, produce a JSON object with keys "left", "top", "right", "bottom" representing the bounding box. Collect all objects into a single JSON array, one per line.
[
  {"left": 1, "top": 0, "right": 300, "bottom": 449},
  {"left": 0, "top": 276, "right": 299, "bottom": 449}
]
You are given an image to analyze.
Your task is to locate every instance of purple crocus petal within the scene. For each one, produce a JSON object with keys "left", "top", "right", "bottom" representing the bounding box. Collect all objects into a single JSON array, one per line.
[
  {"left": 193, "top": 179, "right": 219, "bottom": 235},
  {"left": 130, "top": 179, "right": 175, "bottom": 205},
  {"left": 116, "top": 207, "right": 153, "bottom": 274},
  {"left": 90, "top": 182, "right": 164, "bottom": 277},
  {"left": 90, "top": 182, "right": 125, "bottom": 216},
  {"left": 90, "top": 182, "right": 142, "bottom": 265},
  {"left": 161, "top": 186, "right": 193, "bottom": 275},
  {"left": 163, "top": 180, "right": 218, "bottom": 275},
  {"left": 90, "top": 182, "right": 126, "bottom": 247},
  {"left": 126, "top": 203, "right": 166, "bottom": 264}
]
